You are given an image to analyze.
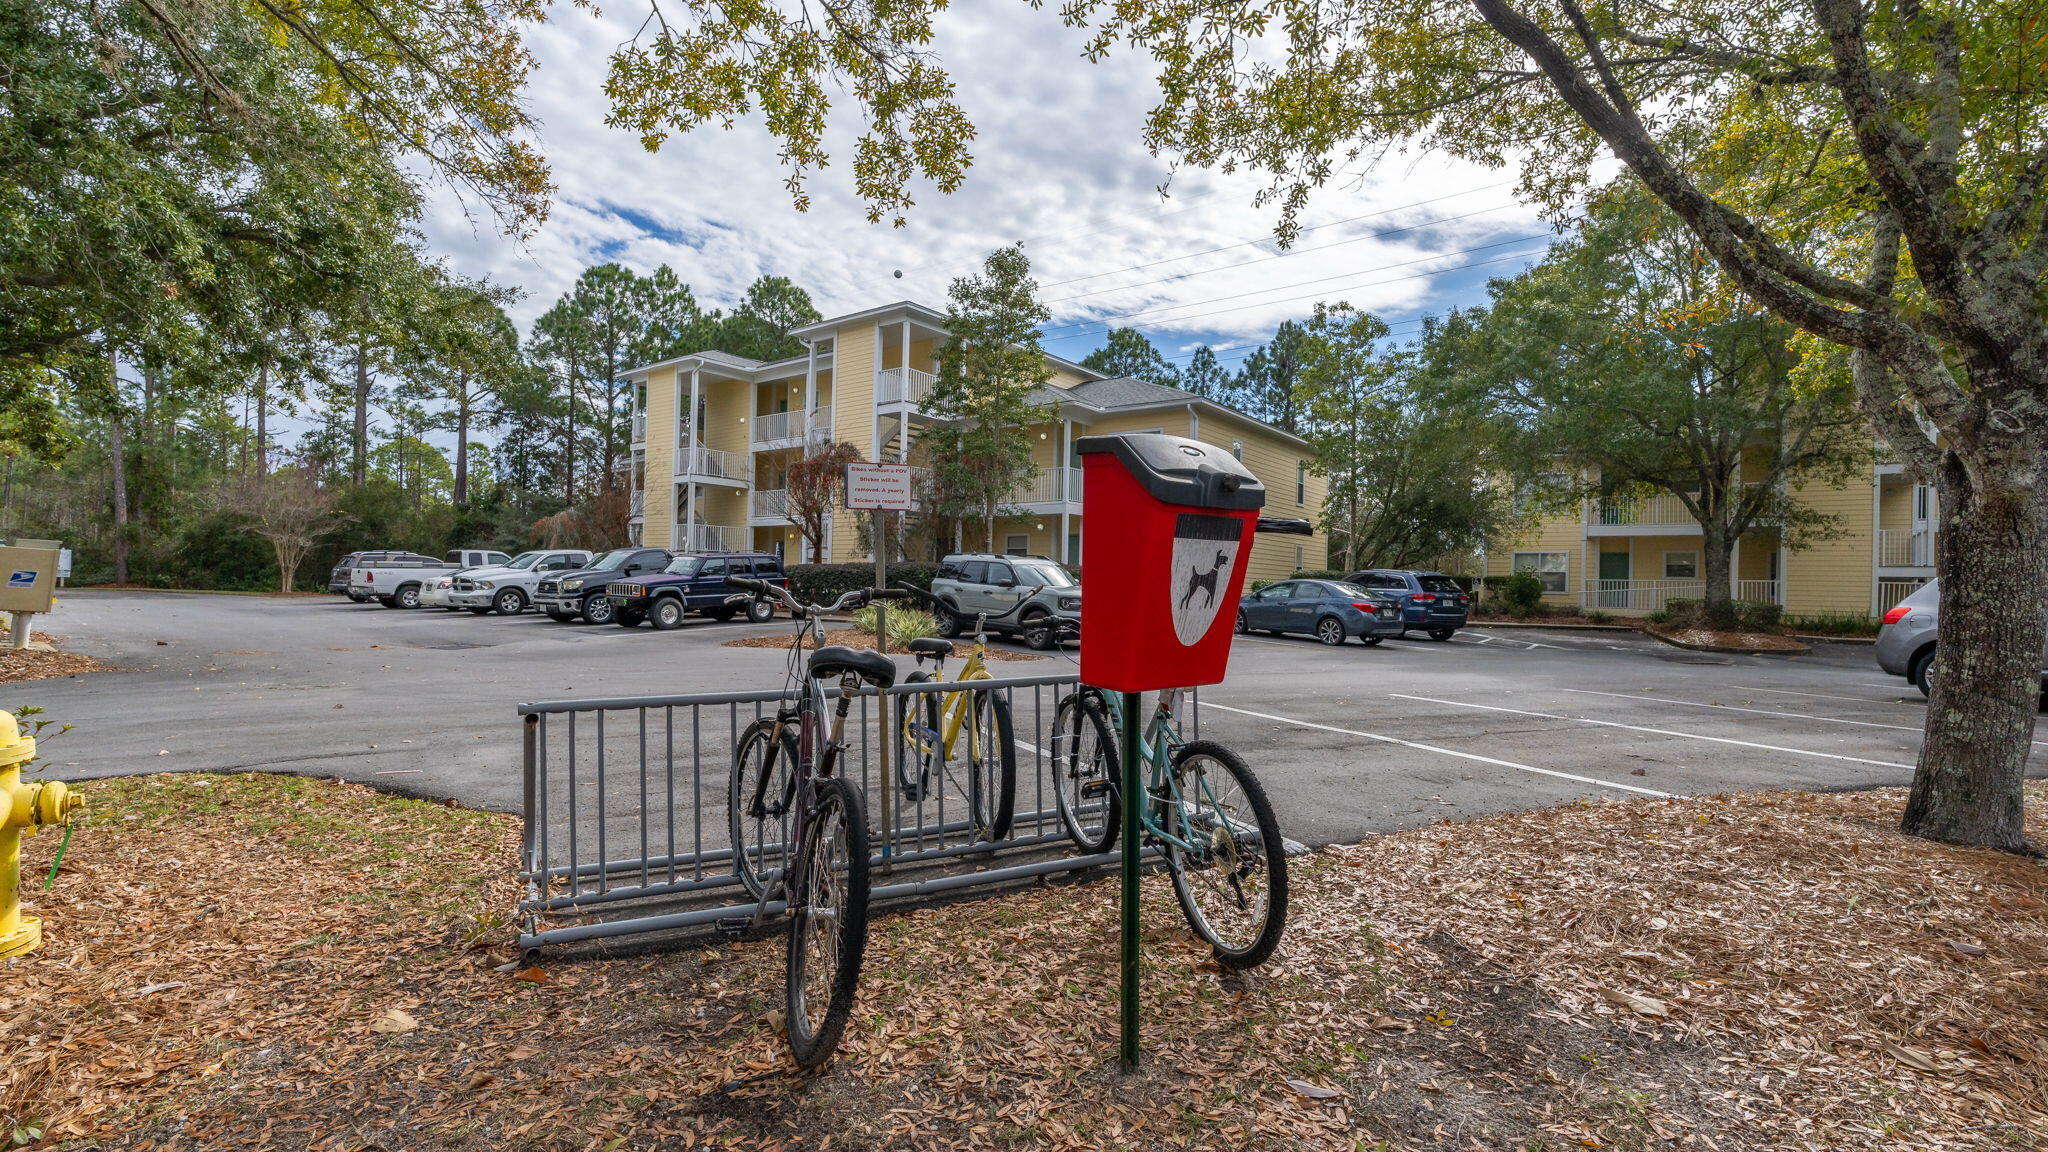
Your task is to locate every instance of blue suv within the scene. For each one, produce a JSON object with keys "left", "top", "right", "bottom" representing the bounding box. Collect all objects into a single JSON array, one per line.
[
  {"left": 606, "top": 552, "right": 788, "bottom": 629},
  {"left": 1345, "top": 570, "right": 1471, "bottom": 640}
]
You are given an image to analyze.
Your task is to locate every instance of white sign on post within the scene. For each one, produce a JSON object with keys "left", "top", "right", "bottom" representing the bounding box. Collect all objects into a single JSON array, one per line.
[{"left": 843, "top": 462, "right": 917, "bottom": 511}]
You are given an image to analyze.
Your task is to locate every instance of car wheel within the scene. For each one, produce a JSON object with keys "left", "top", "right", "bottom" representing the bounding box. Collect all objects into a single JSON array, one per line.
[
  {"left": 935, "top": 606, "right": 964, "bottom": 639},
  {"left": 394, "top": 585, "right": 421, "bottom": 610},
  {"left": 1316, "top": 616, "right": 1346, "bottom": 646},
  {"left": 1428, "top": 628, "right": 1456, "bottom": 641},
  {"left": 581, "top": 596, "right": 614, "bottom": 625},
  {"left": 746, "top": 598, "right": 775, "bottom": 624},
  {"left": 1235, "top": 611, "right": 1248, "bottom": 634},
  {"left": 651, "top": 599, "right": 685, "bottom": 630},
  {"left": 1021, "top": 612, "right": 1054, "bottom": 650},
  {"left": 1910, "top": 647, "right": 1937, "bottom": 698},
  {"left": 493, "top": 588, "right": 526, "bottom": 615},
  {"left": 1360, "top": 636, "right": 1384, "bottom": 647}
]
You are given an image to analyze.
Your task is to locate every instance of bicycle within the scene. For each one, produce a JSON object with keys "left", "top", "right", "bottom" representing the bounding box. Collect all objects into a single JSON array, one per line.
[
  {"left": 722, "top": 575, "right": 910, "bottom": 1067},
  {"left": 1049, "top": 685, "right": 1288, "bottom": 968},
  {"left": 889, "top": 583, "right": 1021, "bottom": 842}
]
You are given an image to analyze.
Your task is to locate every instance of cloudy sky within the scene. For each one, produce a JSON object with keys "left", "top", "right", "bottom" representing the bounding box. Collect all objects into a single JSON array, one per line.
[{"left": 422, "top": 4, "right": 1560, "bottom": 374}]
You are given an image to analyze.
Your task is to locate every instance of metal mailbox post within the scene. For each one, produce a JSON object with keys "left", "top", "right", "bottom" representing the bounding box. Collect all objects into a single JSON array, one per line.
[{"left": 1075, "top": 433, "right": 1267, "bottom": 1068}]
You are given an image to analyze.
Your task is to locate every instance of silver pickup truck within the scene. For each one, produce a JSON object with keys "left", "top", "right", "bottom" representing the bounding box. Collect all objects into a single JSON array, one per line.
[
  {"left": 423, "top": 549, "right": 594, "bottom": 615},
  {"left": 348, "top": 548, "right": 509, "bottom": 609}
]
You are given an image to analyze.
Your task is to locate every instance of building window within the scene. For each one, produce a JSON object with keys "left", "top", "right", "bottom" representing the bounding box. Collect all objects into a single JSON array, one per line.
[
  {"left": 1004, "top": 534, "right": 1029, "bottom": 556},
  {"left": 1663, "top": 551, "right": 1698, "bottom": 579},
  {"left": 1512, "top": 551, "right": 1568, "bottom": 594},
  {"left": 1296, "top": 463, "right": 1306, "bottom": 506}
]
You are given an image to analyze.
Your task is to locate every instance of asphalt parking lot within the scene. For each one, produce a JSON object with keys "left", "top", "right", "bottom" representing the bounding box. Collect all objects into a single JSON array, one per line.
[{"left": 24, "top": 589, "right": 2048, "bottom": 847}]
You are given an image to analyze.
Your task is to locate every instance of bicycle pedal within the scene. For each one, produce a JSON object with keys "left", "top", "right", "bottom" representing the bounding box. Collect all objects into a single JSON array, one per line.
[
  {"left": 1079, "top": 780, "right": 1113, "bottom": 799},
  {"left": 713, "top": 917, "right": 752, "bottom": 938}
]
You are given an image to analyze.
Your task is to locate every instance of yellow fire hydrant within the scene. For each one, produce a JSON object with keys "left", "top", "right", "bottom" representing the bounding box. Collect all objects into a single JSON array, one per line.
[{"left": 0, "top": 709, "right": 82, "bottom": 958}]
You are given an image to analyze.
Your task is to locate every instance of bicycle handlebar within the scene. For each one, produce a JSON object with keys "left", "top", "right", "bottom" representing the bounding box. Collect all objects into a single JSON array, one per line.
[{"left": 724, "top": 576, "right": 907, "bottom": 619}]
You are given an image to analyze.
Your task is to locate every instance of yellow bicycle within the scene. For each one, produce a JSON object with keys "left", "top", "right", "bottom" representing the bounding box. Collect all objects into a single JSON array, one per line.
[{"left": 895, "top": 584, "right": 1018, "bottom": 841}]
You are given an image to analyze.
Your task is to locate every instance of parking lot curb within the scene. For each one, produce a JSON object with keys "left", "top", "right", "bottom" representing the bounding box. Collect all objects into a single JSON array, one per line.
[
  {"left": 1791, "top": 634, "right": 1878, "bottom": 646},
  {"left": 1466, "top": 620, "right": 1639, "bottom": 633},
  {"left": 1644, "top": 630, "right": 1811, "bottom": 656}
]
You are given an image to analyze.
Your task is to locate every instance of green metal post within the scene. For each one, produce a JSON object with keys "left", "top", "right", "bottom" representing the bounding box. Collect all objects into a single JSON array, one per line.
[{"left": 1119, "top": 690, "right": 1142, "bottom": 1069}]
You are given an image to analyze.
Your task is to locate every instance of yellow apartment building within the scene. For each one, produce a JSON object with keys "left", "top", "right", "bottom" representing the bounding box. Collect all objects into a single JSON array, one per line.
[
  {"left": 620, "top": 301, "right": 1328, "bottom": 580},
  {"left": 1482, "top": 453, "right": 1937, "bottom": 618}
]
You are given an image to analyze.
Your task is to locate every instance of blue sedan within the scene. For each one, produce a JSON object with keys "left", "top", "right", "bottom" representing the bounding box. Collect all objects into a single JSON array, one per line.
[{"left": 1235, "top": 580, "right": 1407, "bottom": 646}]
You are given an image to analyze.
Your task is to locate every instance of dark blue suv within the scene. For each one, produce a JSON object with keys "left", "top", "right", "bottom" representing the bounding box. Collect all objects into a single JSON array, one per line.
[
  {"left": 606, "top": 552, "right": 788, "bottom": 629},
  {"left": 1344, "top": 570, "right": 1471, "bottom": 640}
]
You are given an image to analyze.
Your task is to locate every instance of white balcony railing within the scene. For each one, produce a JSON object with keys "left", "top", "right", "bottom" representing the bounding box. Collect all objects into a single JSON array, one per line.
[
  {"left": 751, "top": 409, "right": 800, "bottom": 444},
  {"left": 807, "top": 404, "right": 833, "bottom": 441},
  {"left": 1579, "top": 578, "right": 1781, "bottom": 614},
  {"left": 750, "top": 488, "right": 791, "bottom": 520},
  {"left": 1878, "top": 578, "right": 1931, "bottom": 613},
  {"left": 1009, "top": 466, "right": 1083, "bottom": 505},
  {"left": 876, "top": 366, "right": 937, "bottom": 407},
  {"left": 1592, "top": 485, "right": 1765, "bottom": 529},
  {"left": 676, "top": 443, "right": 752, "bottom": 483},
  {"left": 630, "top": 411, "right": 647, "bottom": 444},
  {"left": 1877, "top": 527, "right": 1937, "bottom": 568},
  {"left": 673, "top": 522, "right": 747, "bottom": 552}
]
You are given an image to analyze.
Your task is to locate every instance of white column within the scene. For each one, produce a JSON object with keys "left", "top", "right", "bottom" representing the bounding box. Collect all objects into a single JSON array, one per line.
[
  {"left": 804, "top": 341, "right": 818, "bottom": 437},
  {"left": 871, "top": 321, "right": 883, "bottom": 468},
  {"left": 1059, "top": 417, "right": 1073, "bottom": 562}
]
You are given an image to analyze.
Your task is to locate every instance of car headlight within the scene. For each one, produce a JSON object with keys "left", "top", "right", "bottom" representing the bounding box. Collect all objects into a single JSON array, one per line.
[
  {"left": 562, "top": 579, "right": 584, "bottom": 591},
  {"left": 477, "top": 580, "right": 494, "bottom": 589},
  {"left": 1058, "top": 596, "right": 1080, "bottom": 611}
]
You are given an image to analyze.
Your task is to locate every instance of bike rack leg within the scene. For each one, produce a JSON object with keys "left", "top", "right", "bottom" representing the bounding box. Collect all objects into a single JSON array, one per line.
[
  {"left": 1119, "top": 689, "right": 1142, "bottom": 1070},
  {"left": 878, "top": 693, "right": 895, "bottom": 874}
]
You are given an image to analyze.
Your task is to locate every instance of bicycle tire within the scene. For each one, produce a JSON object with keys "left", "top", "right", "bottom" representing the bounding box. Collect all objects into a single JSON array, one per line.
[
  {"left": 729, "top": 718, "right": 798, "bottom": 901},
  {"left": 963, "top": 691, "right": 1017, "bottom": 842},
  {"left": 899, "top": 671, "right": 940, "bottom": 802},
  {"left": 1051, "top": 690, "right": 1120, "bottom": 854},
  {"left": 786, "top": 777, "right": 871, "bottom": 1068},
  {"left": 1164, "top": 740, "right": 1288, "bottom": 969}
]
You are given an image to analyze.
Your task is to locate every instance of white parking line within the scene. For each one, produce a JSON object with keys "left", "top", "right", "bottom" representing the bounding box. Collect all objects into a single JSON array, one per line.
[
  {"left": 1557, "top": 688, "right": 1929, "bottom": 733},
  {"left": 1201, "top": 701, "right": 1675, "bottom": 799},
  {"left": 1737, "top": 685, "right": 1903, "bottom": 704},
  {"left": 1388, "top": 694, "right": 1915, "bottom": 771}
]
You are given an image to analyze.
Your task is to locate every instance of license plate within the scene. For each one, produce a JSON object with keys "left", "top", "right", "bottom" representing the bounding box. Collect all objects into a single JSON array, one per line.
[{"left": 608, "top": 595, "right": 631, "bottom": 606}]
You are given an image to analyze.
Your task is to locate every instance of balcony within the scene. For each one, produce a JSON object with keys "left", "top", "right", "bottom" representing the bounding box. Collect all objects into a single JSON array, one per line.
[
  {"left": 1009, "top": 466, "right": 1083, "bottom": 506},
  {"left": 630, "top": 411, "right": 646, "bottom": 445},
  {"left": 807, "top": 404, "right": 834, "bottom": 442},
  {"left": 675, "top": 443, "right": 751, "bottom": 485},
  {"left": 1578, "top": 578, "right": 1780, "bottom": 614},
  {"left": 1590, "top": 484, "right": 1767, "bottom": 534},
  {"left": 629, "top": 490, "right": 645, "bottom": 519},
  {"left": 1877, "top": 527, "right": 1937, "bottom": 568},
  {"left": 750, "top": 488, "right": 791, "bottom": 522},
  {"left": 876, "top": 366, "right": 937, "bottom": 408},
  {"left": 672, "top": 522, "right": 747, "bottom": 552},
  {"left": 750, "top": 409, "right": 803, "bottom": 447}
]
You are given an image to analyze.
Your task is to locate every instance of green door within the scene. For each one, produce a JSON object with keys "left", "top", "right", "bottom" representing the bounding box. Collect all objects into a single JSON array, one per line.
[{"left": 1598, "top": 551, "right": 1631, "bottom": 609}]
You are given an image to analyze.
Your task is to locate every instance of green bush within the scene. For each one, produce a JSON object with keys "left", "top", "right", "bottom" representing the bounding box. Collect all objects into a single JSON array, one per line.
[
  {"left": 787, "top": 562, "right": 939, "bottom": 605},
  {"left": 853, "top": 605, "right": 939, "bottom": 647},
  {"left": 1501, "top": 568, "right": 1546, "bottom": 612},
  {"left": 1287, "top": 568, "right": 1347, "bottom": 581},
  {"left": 1662, "top": 598, "right": 1783, "bottom": 632},
  {"left": 1783, "top": 611, "right": 1882, "bottom": 637},
  {"left": 1585, "top": 609, "right": 1613, "bottom": 624},
  {"left": 1646, "top": 608, "right": 1671, "bottom": 624}
]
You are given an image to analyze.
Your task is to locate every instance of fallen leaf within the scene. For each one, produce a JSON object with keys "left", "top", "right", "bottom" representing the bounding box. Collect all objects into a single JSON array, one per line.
[
  {"left": 369, "top": 1008, "right": 419, "bottom": 1034},
  {"left": 1945, "top": 940, "right": 1987, "bottom": 957},
  {"left": 1368, "top": 1015, "right": 1412, "bottom": 1033},
  {"left": 466, "top": 1072, "right": 496, "bottom": 1091},
  {"left": 1881, "top": 1042, "right": 1940, "bottom": 1072},
  {"left": 505, "top": 1045, "right": 541, "bottom": 1061},
  {"left": 1598, "top": 988, "right": 1671, "bottom": 1018},
  {"left": 1284, "top": 1079, "right": 1343, "bottom": 1100},
  {"left": 513, "top": 966, "right": 548, "bottom": 984}
]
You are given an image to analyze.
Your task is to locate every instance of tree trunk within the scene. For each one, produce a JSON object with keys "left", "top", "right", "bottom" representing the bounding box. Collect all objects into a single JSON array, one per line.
[
  {"left": 565, "top": 376, "right": 579, "bottom": 507},
  {"left": 108, "top": 401, "right": 129, "bottom": 584},
  {"left": 1901, "top": 456, "right": 2048, "bottom": 852},
  {"left": 256, "top": 359, "right": 270, "bottom": 475},
  {"left": 352, "top": 343, "right": 370, "bottom": 486},
  {"left": 984, "top": 498, "right": 997, "bottom": 552},
  {"left": 454, "top": 377, "right": 471, "bottom": 506},
  {"left": 1699, "top": 519, "right": 1736, "bottom": 630}
]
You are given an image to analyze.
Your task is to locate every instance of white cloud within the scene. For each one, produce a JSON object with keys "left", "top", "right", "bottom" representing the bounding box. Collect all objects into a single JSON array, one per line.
[{"left": 422, "top": 4, "right": 1555, "bottom": 361}]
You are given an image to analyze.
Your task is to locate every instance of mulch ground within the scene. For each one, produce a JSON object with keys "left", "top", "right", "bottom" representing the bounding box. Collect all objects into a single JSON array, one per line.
[
  {"left": 1645, "top": 624, "right": 1812, "bottom": 654},
  {"left": 0, "top": 634, "right": 114, "bottom": 684},
  {"left": 724, "top": 628, "right": 1051, "bottom": 662},
  {"left": 10, "top": 774, "right": 2045, "bottom": 1151}
]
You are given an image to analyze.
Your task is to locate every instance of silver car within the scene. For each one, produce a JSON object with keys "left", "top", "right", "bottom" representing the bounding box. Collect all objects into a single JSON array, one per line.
[{"left": 1875, "top": 579, "right": 2048, "bottom": 700}]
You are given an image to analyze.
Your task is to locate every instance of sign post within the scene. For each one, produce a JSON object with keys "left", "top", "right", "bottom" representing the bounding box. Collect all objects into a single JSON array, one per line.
[
  {"left": 1075, "top": 434, "right": 1268, "bottom": 1071},
  {"left": 843, "top": 462, "right": 918, "bottom": 652}
]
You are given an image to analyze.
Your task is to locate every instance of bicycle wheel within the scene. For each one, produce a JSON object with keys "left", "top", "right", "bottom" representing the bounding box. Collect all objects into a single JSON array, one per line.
[
  {"left": 786, "top": 777, "right": 871, "bottom": 1068},
  {"left": 1163, "top": 740, "right": 1288, "bottom": 969},
  {"left": 1051, "top": 689, "right": 1120, "bottom": 854},
  {"left": 729, "top": 718, "right": 798, "bottom": 901},
  {"left": 899, "top": 671, "right": 940, "bottom": 802},
  {"left": 959, "top": 690, "right": 1016, "bottom": 842}
]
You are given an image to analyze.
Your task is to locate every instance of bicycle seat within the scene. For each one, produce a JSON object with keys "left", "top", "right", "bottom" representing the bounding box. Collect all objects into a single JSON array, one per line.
[
  {"left": 906, "top": 638, "right": 954, "bottom": 658},
  {"left": 807, "top": 645, "right": 898, "bottom": 689}
]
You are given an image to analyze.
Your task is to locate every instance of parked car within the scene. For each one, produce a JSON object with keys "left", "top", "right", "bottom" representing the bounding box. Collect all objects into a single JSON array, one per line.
[
  {"left": 428, "top": 549, "right": 595, "bottom": 615},
  {"left": 929, "top": 554, "right": 1081, "bottom": 649},
  {"left": 1237, "top": 579, "right": 1405, "bottom": 645},
  {"left": 607, "top": 552, "right": 788, "bottom": 629},
  {"left": 1344, "top": 569, "right": 1471, "bottom": 640},
  {"left": 533, "top": 547, "right": 672, "bottom": 624},
  {"left": 348, "top": 549, "right": 511, "bottom": 609},
  {"left": 1875, "top": 579, "right": 2048, "bottom": 702},
  {"left": 329, "top": 551, "right": 432, "bottom": 601}
]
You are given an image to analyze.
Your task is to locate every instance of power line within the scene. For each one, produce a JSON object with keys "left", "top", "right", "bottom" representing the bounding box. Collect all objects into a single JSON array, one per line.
[{"left": 1041, "top": 233, "right": 1552, "bottom": 336}]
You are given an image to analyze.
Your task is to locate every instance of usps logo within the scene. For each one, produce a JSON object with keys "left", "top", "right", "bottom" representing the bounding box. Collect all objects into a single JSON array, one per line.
[
  {"left": 7, "top": 570, "right": 35, "bottom": 589},
  {"left": 1169, "top": 513, "right": 1241, "bottom": 646}
]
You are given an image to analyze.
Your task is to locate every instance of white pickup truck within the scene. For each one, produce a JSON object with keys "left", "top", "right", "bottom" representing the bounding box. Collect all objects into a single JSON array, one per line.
[
  {"left": 423, "top": 549, "right": 594, "bottom": 615},
  {"left": 348, "top": 548, "right": 509, "bottom": 609}
]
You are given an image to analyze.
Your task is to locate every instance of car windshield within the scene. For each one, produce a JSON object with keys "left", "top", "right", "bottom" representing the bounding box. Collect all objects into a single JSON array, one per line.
[
  {"left": 664, "top": 557, "right": 702, "bottom": 576},
  {"left": 1418, "top": 575, "right": 1464, "bottom": 595},
  {"left": 1329, "top": 582, "right": 1377, "bottom": 600},
  {"left": 1014, "top": 562, "right": 1076, "bottom": 588},
  {"left": 587, "top": 550, "right": 633, "bottom": 571},
  {"left": 502, "top": 552, "right": 544, "bottom": 571}
]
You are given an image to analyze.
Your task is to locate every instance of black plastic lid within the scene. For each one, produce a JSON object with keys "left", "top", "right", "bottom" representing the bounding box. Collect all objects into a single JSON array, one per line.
[{"left": 1075, "top": 433, "right": 1267, "bottom": 511}]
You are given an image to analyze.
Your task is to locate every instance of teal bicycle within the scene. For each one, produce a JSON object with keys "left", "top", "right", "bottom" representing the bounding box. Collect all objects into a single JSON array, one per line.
[{"left": 1049, "top": 686, "right": 1287, "bottom": 968}]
